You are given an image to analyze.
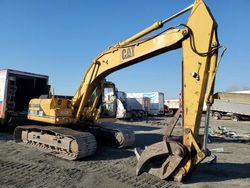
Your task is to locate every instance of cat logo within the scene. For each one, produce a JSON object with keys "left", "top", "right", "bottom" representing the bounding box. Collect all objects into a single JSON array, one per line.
[{"left": 121, "top": 46, "right": 135, "bottom": 60}]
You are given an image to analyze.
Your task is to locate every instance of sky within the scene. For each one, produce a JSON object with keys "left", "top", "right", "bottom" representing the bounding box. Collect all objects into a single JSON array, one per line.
[{"left": 0, "top": 0, "right": 250, "bottom": 99}]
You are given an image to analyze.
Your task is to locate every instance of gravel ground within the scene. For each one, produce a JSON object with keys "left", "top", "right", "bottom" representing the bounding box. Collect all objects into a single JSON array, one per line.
[{"left": 0, "top": 116, "right": 249, "bottom": 188}]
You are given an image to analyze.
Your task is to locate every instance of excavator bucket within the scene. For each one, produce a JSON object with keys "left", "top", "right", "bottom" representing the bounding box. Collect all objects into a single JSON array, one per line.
[
  {"left": 135, "top": 110, "right": 186, "bottom": 180},
  {"left": 135, "top": 139, "right": 187, "bottom": 181}
]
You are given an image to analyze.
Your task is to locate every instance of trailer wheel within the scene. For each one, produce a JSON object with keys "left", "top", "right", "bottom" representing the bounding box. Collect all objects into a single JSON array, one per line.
[
  {"left": 0, "top": 118, "right": 8, "bottom": 130},
  {"left": 0, "top": 118, "right": 4, "bottom": 125},
  {"left": 213, "top": 112, "right": 221, "bottom": 120},
  {"left": 231, "top": 115, "right": 240, "bottom": 122}
]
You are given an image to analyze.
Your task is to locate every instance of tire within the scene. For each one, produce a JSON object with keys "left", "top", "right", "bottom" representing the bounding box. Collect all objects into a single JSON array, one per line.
[
  {"left": 0, "top": 118, "right": 4, "bottom": 125},
  {"left": 231, "top": 115, "right": 240, "bottom": 122},
  {"left": 0, "top": 118, "right": 8, "bottom": 131},
  {"left": 213, "top": 112, "right": 222, "bottom": 120}
]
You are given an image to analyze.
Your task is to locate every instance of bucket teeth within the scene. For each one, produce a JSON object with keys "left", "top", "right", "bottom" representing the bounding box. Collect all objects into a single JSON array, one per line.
[{"left": 134, "top": 147, "right": 143, "bottom": 160}]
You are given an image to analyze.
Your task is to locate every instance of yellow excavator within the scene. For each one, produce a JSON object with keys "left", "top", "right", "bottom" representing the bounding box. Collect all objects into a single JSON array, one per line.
[{"left": 14, "top": 0, "right": 226, "bottom": 182}]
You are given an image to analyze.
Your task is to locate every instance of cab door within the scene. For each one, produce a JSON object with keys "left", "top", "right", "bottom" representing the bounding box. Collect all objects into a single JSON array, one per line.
[{"left": 100, "top": 82, "right": 117, "bottom": 118}]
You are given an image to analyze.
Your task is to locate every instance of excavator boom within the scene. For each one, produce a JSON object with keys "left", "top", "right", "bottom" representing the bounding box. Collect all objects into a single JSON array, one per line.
[{"left": 72, "top": 28, "right": 187, "bottom": 121}]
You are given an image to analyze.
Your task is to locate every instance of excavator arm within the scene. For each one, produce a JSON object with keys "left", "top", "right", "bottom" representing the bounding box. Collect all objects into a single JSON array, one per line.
[{"left": 136, "top": 1, "right": 220, "bottom": 181}]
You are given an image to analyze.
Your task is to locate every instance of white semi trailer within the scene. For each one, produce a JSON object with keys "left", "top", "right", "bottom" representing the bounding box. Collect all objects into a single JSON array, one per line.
[
  {"left": 164, "top": 99, "right": 179, "bottom": 115},
  {"left": 116, "top": 91, "right": 150, "bottom": 120},
  {"left": 211, "top": 92, "right": 250, "bottom": 121},
  {"left": 0, "top": 69, "right": 49, "bottom": 126},
  {"left": 126, "top": 92, "right": 164, "bottom": 115}
]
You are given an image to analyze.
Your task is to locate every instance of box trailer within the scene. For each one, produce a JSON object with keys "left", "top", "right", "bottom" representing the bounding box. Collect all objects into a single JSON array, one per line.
[
  {"left": 164, "top": 98, "right": 207, "bottom": 114},
  {"left": 116, "top": 91, "right": 150, "bottom": 120},
  {"left": 126, "top": 97, "right": 150, "bottom": 112},
  {"left": 127, "top": 92, "right": 164, "bottom": 115},
  {"left": 164, "top": 99, "right": 179, "bottom": 114},
  {"left": 211, "top": 92, "right": 250, "bottom": 121},
  {"left": 0, "top": 69, "right": 49, "bottom": 126}
]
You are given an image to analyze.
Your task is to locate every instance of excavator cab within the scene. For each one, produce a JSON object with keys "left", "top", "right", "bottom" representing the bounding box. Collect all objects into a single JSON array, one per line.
[{"left": 100, "top": 82, "right": 117, "bottom": 118}]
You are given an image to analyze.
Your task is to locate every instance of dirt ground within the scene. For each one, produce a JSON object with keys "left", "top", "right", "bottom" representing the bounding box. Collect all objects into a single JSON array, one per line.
[{"left": 0, "top": 116, "right": 249, "bottom": 188}]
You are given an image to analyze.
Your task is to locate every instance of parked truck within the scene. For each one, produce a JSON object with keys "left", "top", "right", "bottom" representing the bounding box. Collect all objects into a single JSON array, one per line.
[
  {"left": 165, "top": 97, "right": 207, "bottom": 115},
  {"left": 211, "top": 92, "right": 250, "bottom": 121},
  {"left": 116, "top": 91, "right": 150, "bottom": 120},
  {"left": 0, "top": 69, "right": 49, "bottom": 126},
  {"left": 127, "top": 92, "right": 164, "bottom": 115},
  {"left": 164, "top": 99, "right": 179, "bottom": 115}
]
